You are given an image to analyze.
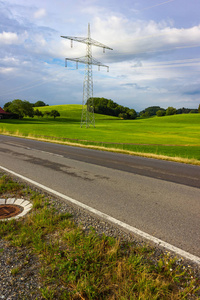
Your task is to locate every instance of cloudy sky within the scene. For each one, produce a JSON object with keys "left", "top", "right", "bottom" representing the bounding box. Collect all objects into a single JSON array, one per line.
[{"left": 0, "top": 0, "right": 200, "bottom": 111}]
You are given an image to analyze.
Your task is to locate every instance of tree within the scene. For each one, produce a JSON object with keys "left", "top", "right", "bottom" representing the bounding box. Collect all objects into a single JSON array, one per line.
[
  {"left": 34, "top": 101, "right": 48, "bottom": 107},
  {"left": 44, "top": 111, "right": 51, "bottom": 118},
  {"left": 90, "top": 97, "right": 137, "bottom": 119},
  {"left": 22, "top": 100, "right": 34, "bottom": 117},
  {"left": 6, "top": 99, "right": 34, "bottom": 119},
  {"left": 156, "top": 110, "right": 166, "bottom": 117},
  {"left": 198, "top": 104, "right": 200, "bottom": 113},
  {"left": 127, "top": 109, "right": 137, "bottom": 119},
  {"left": 34, "top": 109, "right": 44, "bottom": 118},
  {"left": 3, "top": 102, "right": 12, "bottom": 111},
  {"left": 118, "top": 113, "right": 128, "bottom": 119},
  {"left": 50, "top": 110, "right": 60, "bottom": 119},
  {"left": 166, "top": 107, "right": 176, "bottom": 115},
  {"left": 141, "top": 111, "right": 151, "bottom": 118},
  {"left": 140, "top": 106, "right": 164, "bottom": 117},
  {"left": 190, "top": 109, "right": 198, "bottom": 113}
]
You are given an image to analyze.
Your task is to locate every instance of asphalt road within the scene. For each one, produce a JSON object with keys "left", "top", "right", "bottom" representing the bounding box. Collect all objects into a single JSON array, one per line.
[{"left": 0, "top": 135, "right": 200, "bottom": 258}]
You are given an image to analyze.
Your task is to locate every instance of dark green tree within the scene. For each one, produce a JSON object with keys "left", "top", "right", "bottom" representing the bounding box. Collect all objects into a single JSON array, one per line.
[
  {"left": 156, "top": 109, "right": 166, "bottom": 117},
  {"left": 127, "top": 109, "right": 137, "bottom": 119},
  {"left": 44, "top": 111, "right": 51, "bottom": 118},
  {"left": 34, "top": 101, "right": 48, "bottom": 107},
  {"left": 90, "top": 97, "right": 137, "bottom": 119},
  {"left": 34, "top": 109, "right": 44, "bottom": 118},
  {"left": 3, "top": 102, "right": 12, "bottom": 111},
  {"left": 140, "top": 106, "right": 165, "bottom": 117},
  {"left": 198, "top": 104, "right": 200, "bottom": 113},
  {"left": 141, "top": 111, "right": 151, "bottom": 118},
  {"left": 119, "top": 113, "right": 128, "bottom": 119},
  {"left": 6, "top": 100, "right": 34, "bottom": 119},
  {"left": 166, "top": 107, "right": 176, "bottom": 115},
  {"left": 50, "top": 110, "right": 60, "bottom": 119}
]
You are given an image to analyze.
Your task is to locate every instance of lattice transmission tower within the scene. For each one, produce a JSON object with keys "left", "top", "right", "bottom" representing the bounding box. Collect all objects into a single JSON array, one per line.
[{"left": 61, "top": 23, "right": 113, "bottom": 127}]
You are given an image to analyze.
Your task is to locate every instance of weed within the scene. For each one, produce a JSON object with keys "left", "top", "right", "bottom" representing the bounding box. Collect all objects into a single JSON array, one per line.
[
  {"left": 0, "top": 175, "right": 24, "bottom": 194},
  {"left": 11, "top": 267, "right": 20, "bottom": 276}
]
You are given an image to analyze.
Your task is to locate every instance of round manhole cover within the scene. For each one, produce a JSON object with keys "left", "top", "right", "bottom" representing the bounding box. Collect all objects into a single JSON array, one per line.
[
  {"left": 0, "top": 204, "right": 22, "bottom": 219},
  {"left": 0, "top": 198, "right": 33, "bottom": 221}
]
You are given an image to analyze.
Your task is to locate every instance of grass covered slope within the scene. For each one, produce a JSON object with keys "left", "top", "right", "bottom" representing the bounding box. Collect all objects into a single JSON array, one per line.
[{"left": 0, "top": 104, "right": 200, "bottom": 163}]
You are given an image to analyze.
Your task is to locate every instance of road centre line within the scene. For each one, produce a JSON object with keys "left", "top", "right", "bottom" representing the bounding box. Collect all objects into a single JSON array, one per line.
[
  {"left": 3, "top": 141, "right": 64, "bottom": 158},
  {"left": 1, "top": 165, "right": 200, "bottom": 265}
]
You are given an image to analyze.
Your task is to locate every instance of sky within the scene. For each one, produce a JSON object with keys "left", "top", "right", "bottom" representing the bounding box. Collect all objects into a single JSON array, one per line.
[{"left": 0, "top": 0, "right": 200, "bottom": 111}]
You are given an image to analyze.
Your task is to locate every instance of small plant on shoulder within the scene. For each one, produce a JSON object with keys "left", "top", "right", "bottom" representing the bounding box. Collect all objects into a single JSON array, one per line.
[{"left": 11, "top": 267, "right": 20, "bottom": 276}]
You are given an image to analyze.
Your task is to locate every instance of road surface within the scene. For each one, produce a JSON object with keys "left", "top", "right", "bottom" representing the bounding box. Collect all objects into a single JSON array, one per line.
[{"left": 0, "top": 135, "right": 199, "bottom": 259}]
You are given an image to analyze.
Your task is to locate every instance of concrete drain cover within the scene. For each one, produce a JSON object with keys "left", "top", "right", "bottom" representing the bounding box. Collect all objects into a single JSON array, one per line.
[{"left": 0, "top": 198, "right": 33, "bottom": 221}]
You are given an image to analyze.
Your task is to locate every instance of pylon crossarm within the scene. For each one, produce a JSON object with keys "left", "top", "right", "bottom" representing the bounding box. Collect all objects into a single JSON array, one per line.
[
  {"left": 65, "top": 57, "right": 109, "bottom": 71},
  {"left": 88, "top": 38, "right": 113, "bottom": 50},
  {"left": 61, "top": 36, "right": 113, "bottom": 51}
]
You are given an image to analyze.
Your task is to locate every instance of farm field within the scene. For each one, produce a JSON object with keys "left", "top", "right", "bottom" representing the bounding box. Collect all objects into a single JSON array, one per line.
[{"left": 0, "top": 104, "right": 200, "bottom": 164}]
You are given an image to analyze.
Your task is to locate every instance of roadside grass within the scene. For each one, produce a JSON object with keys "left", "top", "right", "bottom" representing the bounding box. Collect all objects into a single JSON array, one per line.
[
  {"left": 0, "top": 174, "right": 200, "bottom": 299},
  {"left": 0, "top": 105, "right": 200, "bottom": 164}
]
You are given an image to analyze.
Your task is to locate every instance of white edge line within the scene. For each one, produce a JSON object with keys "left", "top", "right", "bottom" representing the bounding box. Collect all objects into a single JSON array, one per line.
[{"left": 1, "top": 165, "right": 200, "bottom": 265}]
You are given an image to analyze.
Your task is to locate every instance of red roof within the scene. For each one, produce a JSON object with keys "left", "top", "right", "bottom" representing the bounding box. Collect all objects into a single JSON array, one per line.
[{"left": 0, "top": 107, "right": 9, "bottom": 114}]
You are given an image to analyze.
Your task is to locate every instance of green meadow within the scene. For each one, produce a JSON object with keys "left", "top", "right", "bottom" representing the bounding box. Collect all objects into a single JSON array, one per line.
[{"left": 0, "top": 104, "right": 200, "bottom": 164}]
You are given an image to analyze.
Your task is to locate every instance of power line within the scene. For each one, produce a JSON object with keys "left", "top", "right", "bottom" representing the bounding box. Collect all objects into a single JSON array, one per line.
[
  {"left": 110, "top": 44, "right": 200, "bottom": 57},
  {"left": 0, "top": 69, "right": 62, "bottom": 97},
  {"left": 132, "top": 60, "right": 200, "bottom": 70},
  {"left": 141, "top": 0, "right": 176, "bottom": 11}
]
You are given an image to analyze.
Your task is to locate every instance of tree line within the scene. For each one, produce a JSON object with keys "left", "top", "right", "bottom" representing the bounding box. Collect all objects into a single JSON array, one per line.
[
  {"left": 3, "top": 100, "right": 60, "bottom": 119},
  {"left": 139, "top": 105, "right": 199, "bottom": 117},
  {"left": 3, "top": 98, "right": 199, "bottom": 120},
  {"left": 87, "top": 97, "right": 137, "bottom": 119},
  {"left": 88, "top": 98, "right": 199, "bottom": 119}
]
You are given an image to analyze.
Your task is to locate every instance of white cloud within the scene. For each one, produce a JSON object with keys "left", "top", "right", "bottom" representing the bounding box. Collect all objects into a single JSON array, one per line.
[
  {"left": 33, "top": 8, "right": 46, "bottom": 19},
  {"left": 0, "top": 31, "right": 18, "bottom": 44},
  {"left": 0, "top": 31, "right": 28, "bottom": 45},
  {"left": 0, "top": 67, "right": 15, "bottom": 73},
  {"left": 92, "top": 17, "right": 200, "bottom": 62}
]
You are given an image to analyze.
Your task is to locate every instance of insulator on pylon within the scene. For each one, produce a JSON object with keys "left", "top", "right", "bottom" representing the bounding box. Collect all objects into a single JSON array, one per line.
[
  {"left": 71, "top": 39, "right": 73, "bottom": 48},
  {"left": 65, "top": 59, "right": 67, "bottom": 67}
]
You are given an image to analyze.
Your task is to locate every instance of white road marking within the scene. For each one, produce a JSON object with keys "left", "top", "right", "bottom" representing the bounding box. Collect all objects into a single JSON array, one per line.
[
  {"left": 38, "top": 150, "right": 64, "bottom": 157},
  {"left": 1, "top": 165, "right": 200, "bottom": 265},
  {"left": 4, "top": 142, "right": 64, "bottom": 158}
]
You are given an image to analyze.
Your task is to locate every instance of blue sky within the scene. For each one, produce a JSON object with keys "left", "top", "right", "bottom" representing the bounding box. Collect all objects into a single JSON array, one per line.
[{"left": 0, "top": 0, "right": 200, "bottom": 111}]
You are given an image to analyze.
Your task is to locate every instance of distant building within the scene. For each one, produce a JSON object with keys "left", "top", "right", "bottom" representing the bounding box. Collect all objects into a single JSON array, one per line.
[
  {"left": 0, "top": 107, "right": 9, "bottom": 119},
  {"left": 0, "top": 107, "right": 17, "bottom": 119}
]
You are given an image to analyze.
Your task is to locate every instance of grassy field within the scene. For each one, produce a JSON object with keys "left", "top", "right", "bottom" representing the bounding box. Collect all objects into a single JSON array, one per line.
[
  {"left": 0, "top": 104, "right": 200, "bottom": 164},
  {"left": 1, "top": 174, "right": 199, "bottom": 299}
]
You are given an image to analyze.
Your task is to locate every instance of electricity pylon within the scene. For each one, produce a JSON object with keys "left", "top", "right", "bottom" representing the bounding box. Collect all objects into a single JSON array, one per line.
[{"left": 61, "top": 23, "right": 113, "bottom": 127}]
